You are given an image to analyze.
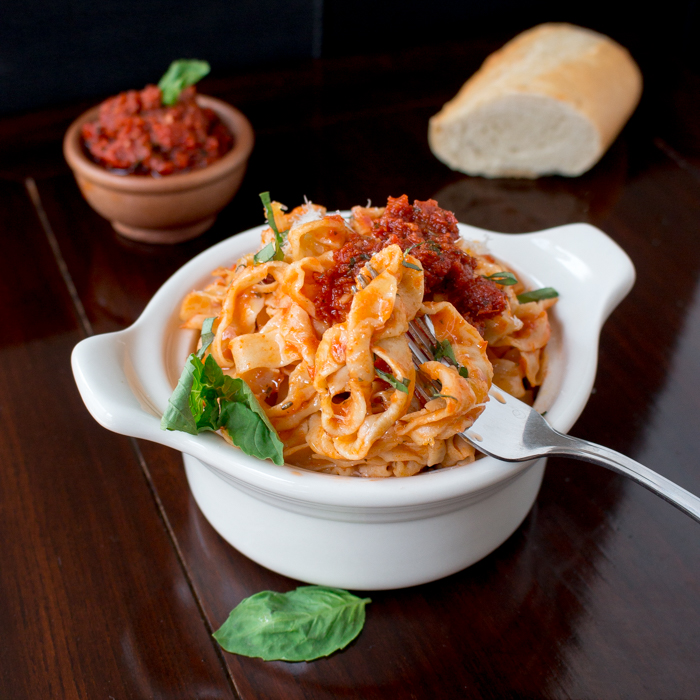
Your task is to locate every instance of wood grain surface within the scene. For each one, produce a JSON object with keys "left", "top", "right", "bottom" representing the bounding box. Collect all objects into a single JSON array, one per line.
[{"left": 1, "top": 39, "right": 699, "bottom": 699}]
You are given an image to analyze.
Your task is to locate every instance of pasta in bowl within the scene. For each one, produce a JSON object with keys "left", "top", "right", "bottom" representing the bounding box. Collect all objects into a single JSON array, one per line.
[
  {"left": 171, "top": 195, "right": 557, "bottom": 478},
  {"left": 72, "top": 195, "right": 634, "bottom": 589}
]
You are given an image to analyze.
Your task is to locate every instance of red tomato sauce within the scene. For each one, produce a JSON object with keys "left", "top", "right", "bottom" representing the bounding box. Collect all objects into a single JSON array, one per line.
[
  {"left": 315, "top": 196, "right": 506, "bottom": 331},
  {"left": 81, "top": 85, "right": 233, "bottom": 176}
]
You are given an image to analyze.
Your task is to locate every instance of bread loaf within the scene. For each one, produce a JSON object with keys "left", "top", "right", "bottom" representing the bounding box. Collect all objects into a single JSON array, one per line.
[{"left": 428, "top": 23, "right": 642, "bottom": 178}]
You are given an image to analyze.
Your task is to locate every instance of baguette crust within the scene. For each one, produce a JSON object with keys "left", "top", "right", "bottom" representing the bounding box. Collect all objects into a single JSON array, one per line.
[{"left": 429, "top": 23, "right": 643, "bottom": 178}]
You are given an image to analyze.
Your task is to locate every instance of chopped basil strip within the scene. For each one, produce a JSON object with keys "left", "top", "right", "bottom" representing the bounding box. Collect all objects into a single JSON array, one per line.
[
  {"left": 402, "top": 260, "right": 422, "bottom": 271},
  {"left": 433, "top": 338, "right": 470, "bottom": 379},
  {"left": 158, "top": 59, "right": 210, "bottom": 106},
  {"left": 253, "top": 241, "right": 276, "bottom": 264},
  {"left": 196, "top": 317, "right": 216, "bottom": 359},
  {"left": 213, "top": 586, "right": 371, "bottom": 662},
  {"left": 259, "top": 191, "right": 287, "bottom": 261},
  {"left": 375, "top": 368, "right": 410, "bottom": 393},
  {"left": 161, "top": 353, "right": 284, "bottom": 465},
  {"left": 484, "top": 271, "right": 518, "bottom": 286},
  {"left": 517, "top": 287, "right": 559, "bottom": 303},
  {"left": 432, "top": 393, "right": 457, "bottom": 401},
  {"left": 433, "top": 338, "right": 458, "bottom": 365}
]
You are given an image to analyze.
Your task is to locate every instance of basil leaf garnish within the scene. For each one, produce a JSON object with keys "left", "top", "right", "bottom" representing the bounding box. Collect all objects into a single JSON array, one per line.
[
  {"left": 196, "top": 316, "right": 216, "bottom": 359},
  {"left": 220, "top": 403, "right": 283, "bottom": 465},
  {"left": 213, "top": 586, "right": 371, "bottom": 662},
  {"left": 375, "top": 368, "right": 410, "bottom": 393},
  {"left": 189, "top": 353, "right": 225, "bottom": 431},
  {"left": 517, "top": 287, "right": 559, "bottom": 303},
  {"left": 259, "top": 192, "right": 287, "bottom": 261},
  {"left": 433, "top": 338, "right": 458, "bottom": 365},
  {"left": 219, "top": 375, "right": 285, "bottom": 465},
  {"left": 161, "top": 318, "right": 218, "bottom": 432},
  {"left": 158, "top": 59, "right": 210, "bottom": 106},
  {"left": 483, "top": 271, "right": 518, "bottom": 286},
  {"left": 432, "top": 339, "right": 470, "bottom": 379},
  {"left": 161, "top": 353, "right": 284, "bottom": 465},
  {"left": 160, "top": 355, "right": 199, "bottom": 434},
  {"left": 401, "top": 246, "right": 423, "bottom": 271},
  {"left": 253, "top": 241, "right": 276, "bottom": 264}
]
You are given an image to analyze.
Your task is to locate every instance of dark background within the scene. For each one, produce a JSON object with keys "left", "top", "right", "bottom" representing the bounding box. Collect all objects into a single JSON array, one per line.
[{"left": 2, "top": 0, "right": 698, "bottom": 115}]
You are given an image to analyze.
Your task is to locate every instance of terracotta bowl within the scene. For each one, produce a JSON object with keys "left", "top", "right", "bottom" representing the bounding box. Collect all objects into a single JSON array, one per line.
[{"left": 63, "top": 96, "right": 254, "bottom": 244}]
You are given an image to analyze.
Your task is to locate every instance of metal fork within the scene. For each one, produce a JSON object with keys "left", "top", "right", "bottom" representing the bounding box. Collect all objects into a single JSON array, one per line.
[
  {"left": 464, "top": 389, "right": 700, "bottom": 523},
  {"left": 357, "top": 264, "right": 700, "bottom": 523}
]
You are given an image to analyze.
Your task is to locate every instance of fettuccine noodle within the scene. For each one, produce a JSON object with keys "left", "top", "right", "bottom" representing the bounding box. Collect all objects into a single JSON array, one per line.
[{"left": 179, "top": 196, "right": 556, "bottom": 477}]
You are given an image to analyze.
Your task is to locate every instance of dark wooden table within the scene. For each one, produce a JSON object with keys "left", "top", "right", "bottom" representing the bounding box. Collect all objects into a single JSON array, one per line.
[{"left": 2, "top": 39, "right": 699, "bottom": 699}]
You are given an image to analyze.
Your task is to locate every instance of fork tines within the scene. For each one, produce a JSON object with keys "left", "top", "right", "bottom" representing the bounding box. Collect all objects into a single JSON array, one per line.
[{"left": 357, "top": 262, "right": 450, "bottom": 402}]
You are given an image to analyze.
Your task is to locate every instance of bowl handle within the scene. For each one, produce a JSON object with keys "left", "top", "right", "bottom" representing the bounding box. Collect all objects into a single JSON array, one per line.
[
  {"left": 530, "top": 222, "right": 636, "bottom": 324},
  {"left": 71, "top": 330, "right": 163, "bottom": 440}
]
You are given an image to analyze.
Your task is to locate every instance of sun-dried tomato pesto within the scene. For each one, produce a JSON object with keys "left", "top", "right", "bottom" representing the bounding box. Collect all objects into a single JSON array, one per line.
[
  {"left": 315, "top": 195, "right": 506, "bottom": 330},
  {"left": 314, "top": 234, "right": 384, "bottom": 325},
  {"left": 81, "top": 85, "right": 233, "bottom": 176}
]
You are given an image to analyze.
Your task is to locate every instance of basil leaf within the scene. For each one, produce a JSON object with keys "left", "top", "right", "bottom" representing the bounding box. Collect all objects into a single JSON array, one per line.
[
  {"left": 253, "top": 241, "right": 276, "bottom": 264},
  {"left": 433, "top": 338, "right": 470, "bottom": 379},
  {"left": 259, "top": 191, "right": 279, "bottom": 236},
  {"left": 158, "top": 59, "right": 210, "bottom": 106},
  {"left": 375, "top": 368, "right": 410, "bottom": 393},
  {"left": 161, "top": 353, "right": 285, "bottom": 465},
  {"left": 483, "top": 271, "right": 518, "bottom": 286},
  {"left": 220, "top": 376, "right": 285, "bottom": 465},
  {"left": 163, "top": 318, "right": 217, "bottom": 431},
  {"left": 189, "top": 354, "right": 225, "bottom": 431},
  {"left": 196, "top": 317, "right": 216, "bottom": 359},
  {"left": 402, "top": 260, "right": 422, "bottom": 271},
  {"left": 213, "top": 586, "right": 371, "bottom": 662},
  {"left": 433, "top": 338, "right": 458, "bottom": 365},
  {"left": 220, "top": 403, "right": 283, "bottom": 465},
  {"left": 160, "top": 354, "right": 199, "bottom": 434},
  {"left": 517, "top": 287, "right": 559, "bottom": 303},
  {"left": 432, "top": 393, "right": 457, "bottom": 401},
  {"left": 220, "top": 375, "right": 274, "bottom": 426},
  {"left": 259, "top": 191, "right": 287, "bottom": 261}
]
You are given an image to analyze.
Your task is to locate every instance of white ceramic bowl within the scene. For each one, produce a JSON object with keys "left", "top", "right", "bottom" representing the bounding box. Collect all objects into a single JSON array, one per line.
[{"left": 71, "top": 220, "right": 634, "bottom": 590}]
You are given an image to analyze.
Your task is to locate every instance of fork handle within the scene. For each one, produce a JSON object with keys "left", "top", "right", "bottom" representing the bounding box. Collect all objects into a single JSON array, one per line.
[{"left": 552, "top": 434, "right": 700, "bottom": 523}]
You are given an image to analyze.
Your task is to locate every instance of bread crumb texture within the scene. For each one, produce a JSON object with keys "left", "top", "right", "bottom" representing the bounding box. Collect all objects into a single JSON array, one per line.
[{"left": 429, "top": 23, "right": 642, "bottom": 178}]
